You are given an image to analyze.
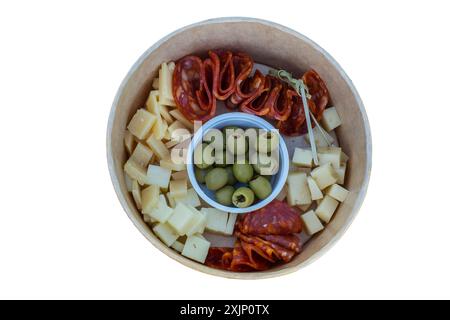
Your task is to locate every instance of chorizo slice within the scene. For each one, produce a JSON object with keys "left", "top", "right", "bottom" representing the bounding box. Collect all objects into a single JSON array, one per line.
[
  {"left": 302, "top": 69, "right": 330, "bottom": 120},
  {"left": 239, "top": 74, "right": 272, "bottom": 116},
  {"left": 209, "top": 50, "right": 235, "bottom": 100},
  {"left": 237, "top": 200, "right": 302, "bottom": 235}
]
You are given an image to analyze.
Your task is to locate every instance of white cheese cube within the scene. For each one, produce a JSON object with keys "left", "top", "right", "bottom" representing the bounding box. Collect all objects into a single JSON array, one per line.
[
  {"left": 143, "top": 214, "right": 156, "bottom": 224},
  {"left": 124, "top": 159, "right": 147, "bottom": 186},
  {"left": 307, "top": 176, "right": 323, "bottom": 200},
  {"left": 174, "top": 188, "right": 201, "bottom": 207},
  {"left": 149, "top": 194, "right": 174, "bottom": 223},
  {"left": 287, "top": 172, "right": 312, "bottom": 206},
  {"left": 201, "top": 208, "right": 229, "bottom": 234},
  {"left": 185, "top": 207, "right": 207, "bottom": 236},
  {"left": 316, "top": 195, "right": 339, "bottom": 223},
  {"left": 335, "top": 162, "right": 347, "bottom": 185},
  {"left": 170, "top": 179, "right": 187, "bottom": 199},
  {"left": 292, "top": 148, "right": 313, "bottom": 167},
  {"left": 153, "top": 223, "right": 178, "bottom": 247},
  {"left": 326, "top": 184, "right": 349, "bottom": 202},
  {"left": 169, "top": 109, "right": 194, "bottom": 130},
  {"left": 317, "top": 147, "right": 342, "bottom": 169},
  {"left": 159, "top": 104, "right": 174, "bottom": 125},
  {"left": 225, "top": 213, "right": 238, "bottom": 235},
  {"left": 311, "top": 163, "right": 338, "bottom": 190},
  {"left": 124, "top": 130, "right": 137, "bottom": 155},
  {"left": 141, "top": 184, "right": 160, "bottom": 214},
  {"left": 125, "top": 174, "right": 133, "bottom": 192},
  {"left": 171, "top": 240, "right": 184, "bottom": 253},
  {"left": 146, "top": 135, "right": 170, "bottom": 160},
  {"left": 160, "top": 159, "right": 186, "bottom": 172},
  {"left": 171, "top": 171, "right": 187, "bottom": 180},
  {"left": 130, "top": 142, "right": 154, "bottom": 168},
  {"left": 131, "top": 180, "right": 142, "bottom": 210},
  {"left": 158, "top": 62, "right": 176, "bottom": 107},
  {"left": 151, "top": 117, "right": 168, "bottom": 140},
  {"left": 127, "top": 109, "right": 157, "bottom": 140},
  {"left": 146, "top": 90, "right": 160, "bottom": 114},
  {"left": 305, "top": 126, "right": 335, "bottom": 147},
  {"left": 298, "top": 203, "right": 311, "bottom": 212},
  {"left": 321, "top": 107, "right": 342, "bottom": 131},
  {"left": 166, "top": 192, "right": 176, "bottom": 208},
  {"left": 182, "top": 235, "right": 211, "bottom": 263},
  {"left": 147, "top": 165, "right": 171, "bottom": 188},
  {"left": 168, "top": 203, "right": 197, "bottom": 235},
  {"left": 301, "top": 210, "right": 324, "bottom": 235}
]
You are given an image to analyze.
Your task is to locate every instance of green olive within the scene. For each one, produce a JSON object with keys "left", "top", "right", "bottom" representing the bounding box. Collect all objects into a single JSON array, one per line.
[
  {"left": 249, "top": 176, "right": 272, "bottom": 200},
  {"left": 232, "top": 163, "right": 254, "bottom": 183},
  {"left": 225, "top": 166, "right": 237, "bottom": 185},
  {"left": 253, "top": 130, "right": 279, "bottom": 153},
  {"left": 226, "top": 129, "right": 248, "bottom": 156},
  {"left": 194, "top": 143, "right": 215, "bottom": 169},
  {"left": 250, "top": 152, "right": 279, "bottom": 175},
  {"left": 194, "top": 167, "right": 210, "bottom": 184},
  {"left": 215, "top": 185, "right": 235, "bottom": 206},
  {"left": 205, "top": 167, "right": 228, "bottom": 191},
  {"left": 232, "top": 187, "right": 255, "bottom": 208}
]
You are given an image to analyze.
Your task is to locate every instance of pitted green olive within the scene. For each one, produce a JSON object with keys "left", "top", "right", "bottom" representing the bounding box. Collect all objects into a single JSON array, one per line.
[
  {"left": 250, "top": 152, "right": 279, "bottom": 175},
  {"left": 194, "top": 167, "right": 210, "bottom": 184},
  {"left": 225, "top": 166, "right": 237, "bottom": 185},
  {"left": 205, "top": 167, "right": 228, "bottom": 191},
  {"left": 232, "top": 187, "right": 255, "bottom": 208},
  {"left": 249, "top": 176, "right": 272, "bottom": 200},
  {"left": 226, "top": 129, "right": 248, "bottom": 156},
  {"left": 232, "top": 163, "right": 254, "bottom": 183},
  {"left": 215, "top": 185, "right": 235, "bottom": 206}
]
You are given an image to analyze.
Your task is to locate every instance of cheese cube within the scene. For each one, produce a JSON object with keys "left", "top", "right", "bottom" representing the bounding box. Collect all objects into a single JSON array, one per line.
[
  {"left": 170, "top": 179, "right": 187, "bottom": 199},
  {"left": 168, "top": 203, "right": 197, "bottom": 235},
  {"left": 171, "top": 171, "right": 187, "bottom": 180},
  {"left": 307, "top": 176, "right": 323, "bottom": 200},
  {"left": 317, "top": 147, "right": 342, "bottom": 169},
  {"left": 186, "top": 207, "right": 207, "bottom": 236},
  {"left": 173, "top": 188, "right": 201, "bottom": 207},
  {"left": 158, "top": 104, "right": 174, "bottom": 125},
  {"left": 165, "top": 139, "right": 179, "bottom": 149},
  {"left": 292, "top": 148, "right": 313, "bottom": 167},
  {"left": 225, "top": 213, "right": 238, "bottom": 235},
  {"left": 158, "top": 63, "right": 176, "bottom": 107},
  {"left": 335, "top": 162, "right": 347, "bottom": 185},
  {"left": 316, "top": 195, "right": 339, "bottom": 223},
  {"left": 182, "top": 235, "right": 211, "bottom": 263},
  {"left": 147, "top": 165, "right": 171, "bottom": 188},
  {"left": 305, "top": 126, "right": 335, "bottom": 148},
  {"left": 143, "top": 214, "right": 156, "bottom": 224},
  {"left": 127, "top": 109, "right": 157, "bottom": 140},
  {"left": 326, "top": 184, "right": 349, "bottom": 202},
  {"left": 287, "top": 172, "right": 312, "bottom": 206},
  {"left": 125, "top": 174, "right": 133, "bottom": 192},
  {"left": 321, "top": 107, "right": 342, "bottom": 131},
  {"left": 168, "top": 120, "right": 190, "bottom": 143},
  {"left": 124, "top": 159, "right": 147, "bottom": 186},
  {"left": 146, "top": 90, "right": 160, "bottom": 114},
  {"left": 149, "top": 194, "right": 174, "bottom": 223},
  {"left": 124, "top": 130, "right": 136, "bottom": 155},
  {"left": 131, "top": 180, "right": 142, "bottom": 210},
  {"left": 130, "top": 142, "right": 154, "bottom": 167},
  {"left": 153, "top": 223, "right": 178, "bottom": 247},
  {"left": 171, "top": 240, "right": 184, "bottom": 253},
  {"left": 146, "top": 135, "right": 170, "bottom": 160},
  {"left": 311, "top": 163, "right": 338, "bottom": 190},
  {"left": 276, "top": 185, "right": 288, "bottom": 201},
  {"left": 202, "top": 208, "right": 229, "bottom": 234},
  {"left": 141, "top": 184, "right": 160, "bottom": 214},
  {"left": 166, "top": 192, "right": 176, "bottom": 208},
  {"left": 160, "top": 159, "right": 186, "bottom": 172},
  {"left": 301, "top": 210, "right": 324, "bottom": 235},
  {"left": 298, "top": 203, "right": 311, "bottom": 212},
  {"left": 169, "top": 109, "right": 194, "bottom": 130},
  {"left": 151, "top": 117, "right": 168, "bottom": 140}
]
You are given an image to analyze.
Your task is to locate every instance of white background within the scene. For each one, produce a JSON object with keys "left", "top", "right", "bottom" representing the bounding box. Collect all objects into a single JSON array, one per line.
[{"left": 0, "top": 0, "right": 449, "bottom": 300}]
